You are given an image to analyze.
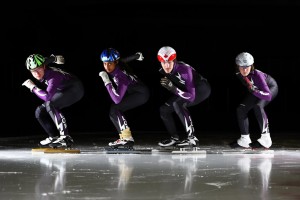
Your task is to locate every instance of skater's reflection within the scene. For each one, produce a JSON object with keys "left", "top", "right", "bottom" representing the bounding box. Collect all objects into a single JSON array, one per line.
[
  {"left": 236, "top": 155, "right": 273, "bottom": 200},
  {"left": 35, "top": 157, "right": 66, "bottom": 199},
  {"left": 107, "top": 155, "right": 134, "bottom": 191},
  {"left": 237, "top": 156, "right": 251, "bottom": 185},
  {"left": 172, "top": 154, "right": 206, "bottom": 192},
  {"left": 258, "top": 158, "right": 272, "bottom": 200}
]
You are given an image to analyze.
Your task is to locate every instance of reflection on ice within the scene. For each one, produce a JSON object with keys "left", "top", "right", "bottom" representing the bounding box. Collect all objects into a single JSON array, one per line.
[
  {"left": 35, "top": 158, "right": 67, "bottom": 199},
  {"left": 259, "top": 158, "right": 272, "bottom": 200},
  {"left": 0, "top": 149, "right": 299, "bottom": 199},
  {"left": 171, "top": 154, "right": 206, "bottom": 192},
  {"left": 107, "top": 155, "right": 134, "bottom": 191}
]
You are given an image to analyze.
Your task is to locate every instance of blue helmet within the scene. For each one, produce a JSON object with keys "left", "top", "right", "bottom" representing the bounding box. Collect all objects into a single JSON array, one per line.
[{"left": 100, "top": 48, "right": 120, "bottom": 62}]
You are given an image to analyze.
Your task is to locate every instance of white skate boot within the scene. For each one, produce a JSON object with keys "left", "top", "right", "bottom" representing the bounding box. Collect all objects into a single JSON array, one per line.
[
  {"left": 109, "top": 128, "right": 134, "bottom": 149},
  {"left": 230, "top": 134, "right": 252, "bottom": 148},
  {"left": 251, "top": 133, "right": 272, "bottom": 149},
  {"left": 108, "top": 138, "right": 134, "bottom": 149},
  {"left": 39, "top": 136, "right": 58, "bottom": 147},
  {"left": 49, "top": 135, "right": 74, "bottom": 148},
  {"left": 177, "top": 136, "right": 199, "bottom": 147}
]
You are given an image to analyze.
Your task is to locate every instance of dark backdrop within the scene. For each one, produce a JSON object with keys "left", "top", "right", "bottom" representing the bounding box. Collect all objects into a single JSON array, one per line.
[{"left": 4, "top": 0, "right": 300, "bottom": 137}]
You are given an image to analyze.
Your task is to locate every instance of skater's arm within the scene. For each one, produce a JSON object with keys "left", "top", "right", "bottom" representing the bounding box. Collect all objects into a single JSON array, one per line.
[
  {"left": 44, "top": 54, "right": 65, "bottom": 66},
  {"left": 120, "top": 52, "right": 144, "bottom": 63},
  {"left": 249, "top": 71, "right": 272, "bottom": 101},
  {"left": 99, "top": 71, "right": 129, "bottom": 104},
  {"left": 160, "top": 68, "right": 196, "bottom": 102}
]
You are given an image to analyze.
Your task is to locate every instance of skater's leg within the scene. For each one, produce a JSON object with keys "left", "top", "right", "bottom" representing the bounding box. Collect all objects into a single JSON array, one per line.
[
  {"left": 44, "top": 102, "right": 73, "bottom": 148},
  {"left": 158, "top": 98, "right": 182, "bottom": 147},
  {"left": 251, "top": 102, "right": 272, "bottom": 148},
  {"left": 231, "top": 95, "right": 257, "bottom": 148},
  {"left": 159, "top": 100, "right": 180, "bottom": 139},
  {"left": 35, "top": 105, "right": 58, "bottom": 146},
  {"left": 251, "top": 79, "right": 278, "bottom": 149},
  {"left": 108, "top": 91, "right": 148, "bottom": 147},
  {"left": 44, "top": 84, "right": 83, "bottom": 148},
  {"left": 44, "top": 101, "right": 69, "bottom": 136},
  {"left": 36, "top": 104, "right": 58, "bottom": 137},
  {"left": 170, "top": 98, "right": 200, "bottom": 147},
  {"left": 175, "top": 81, "right": 211, "bottom": 147}
]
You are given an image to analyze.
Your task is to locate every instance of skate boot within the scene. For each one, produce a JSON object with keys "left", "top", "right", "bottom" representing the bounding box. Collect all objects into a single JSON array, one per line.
[
  {"left": 250, "top": 133, "right": 272, "bottom": 149},
  {"left": 177, "top": 136, "right": 199, "bottom": 148},
  {"left": 158, "top": 137, "right": 179, "bottom": 147},
  {"left": 229, "top": 134, "right": 252, "bottom": 149},
  {"left": 108, "top": 128, "right": 134, "bottom": 149},
  {"left": 49, "top": 135, "right": 74, "bottom": 148},
  {"left": 38, "top": 136, "right": 58, "bottom": 147},
  {"left": 108, "top": 138, "right": 134, "bottom": 149}
]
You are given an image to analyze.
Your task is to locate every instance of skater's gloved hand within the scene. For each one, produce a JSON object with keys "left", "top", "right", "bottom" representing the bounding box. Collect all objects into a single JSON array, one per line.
[
  {"left": 160, "top": 77, "right": 176, "bottom": 93},
  {"left": 136, "top": 52, "right": 144, "bottom": 61},
  {"left": 243, "top": 76, "right": 257, "bottom": 93},
  {"left": 236, "top": 72, "right": 249, "bottom": 87},
  {"left": 22, "top": 79, "right": 36, "bottom": 92},
  {"left": 99, "top": 71, "right": 112, "bottom": 86},
  {"left": 51, "top": 54, "right": 65, "bottom": 64}
]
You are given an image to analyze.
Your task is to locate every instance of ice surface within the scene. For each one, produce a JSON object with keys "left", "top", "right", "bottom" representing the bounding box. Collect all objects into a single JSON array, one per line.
[{"left": 0, "top": 133, "right": 300, "bottom": 199}]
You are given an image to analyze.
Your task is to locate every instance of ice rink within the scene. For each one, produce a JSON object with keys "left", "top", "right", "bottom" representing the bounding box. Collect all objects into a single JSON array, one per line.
[{"left": 1, "top": 132, "right": 300, "bottom": 200}]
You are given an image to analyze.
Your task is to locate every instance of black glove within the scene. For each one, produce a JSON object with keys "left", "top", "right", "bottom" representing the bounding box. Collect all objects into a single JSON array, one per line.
[
  {"left": 236, "top": 72, "right": 248, "bottom": 87},
  {"left": 160, "top": 77, "right": 176, "bottom": 93}
]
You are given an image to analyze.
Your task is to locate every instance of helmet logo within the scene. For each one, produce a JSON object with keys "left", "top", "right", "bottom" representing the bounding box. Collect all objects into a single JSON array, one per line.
[{"left": 157, "top": 46, "right": 176, "bottom": 62}]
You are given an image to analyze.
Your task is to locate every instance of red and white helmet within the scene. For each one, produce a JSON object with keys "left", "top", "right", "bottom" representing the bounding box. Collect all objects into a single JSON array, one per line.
[{"left": 157, "top": 46, "right": 177, "bottom": 62}]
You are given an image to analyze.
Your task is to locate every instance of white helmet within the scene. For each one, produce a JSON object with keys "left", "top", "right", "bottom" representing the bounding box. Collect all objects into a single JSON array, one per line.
[
  {"left": 157, "top": 46, "right": 176, "bottom": 62},
  {"left": 235, "top": 52, "right": 254, "bottom": 67}
]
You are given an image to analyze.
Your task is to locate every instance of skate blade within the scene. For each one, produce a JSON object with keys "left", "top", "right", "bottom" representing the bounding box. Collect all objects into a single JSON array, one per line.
[
  {"left": 44, "top": 148, "right": 80, "bottom": 154},
  {"left": 31, "top": 147, "right": 80, "bottom": 154},
  {"left": 172, "top": 147, "right": 206, "bottom": 154},
  {"left": 105, "top": 146, "right": 151, "bottom": 154},
  {"left": 152, "top": 146, "right": 177, "bottom": 153},
  {"left": 222, "top": 149, "right": 274, "bottom": 155},
  {"left": 32, "top": 148, "right": 52, "bottom": 153}
]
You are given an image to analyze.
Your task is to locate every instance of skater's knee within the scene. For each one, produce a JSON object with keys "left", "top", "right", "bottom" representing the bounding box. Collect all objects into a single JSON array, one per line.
[
  {"left": 109, "top": 108, "right": 118, "bottom": 120},
  {"left": 35, "top": 105, "right": 45, "bottom": 118},
  {"left": 45, "top": 101, "right": 55, "bottom": 113},
  {"left": 253, "top": 104, "right": 263, "bottom": 112},
  {"left": 109, "top": 106, "right": 118, "bottom": 114},
  {"left": 236, "top": 104, "right": 246, "bottom": 116},
  {"left": 160, "top": 106, "right": 170, "bottom": 120},
  {"left": 173, "top": 101, "right": 187, "bottom": 114}
]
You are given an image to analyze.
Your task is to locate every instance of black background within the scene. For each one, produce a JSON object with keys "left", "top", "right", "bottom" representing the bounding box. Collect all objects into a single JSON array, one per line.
[{"left": 4, "top": 0, "right": 300, "bottom": 137}]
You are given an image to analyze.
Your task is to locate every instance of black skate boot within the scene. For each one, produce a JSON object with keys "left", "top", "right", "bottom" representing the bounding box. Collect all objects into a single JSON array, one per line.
[
  {"left": 177, "top": 136, "right": 199, "bottom": 148},
  {"left": 250, "top": 133, "right": 272, "bottom": 149},
  {"left": 158, "top": 137, "right": 179, "bottom": 148},
  {"left": 49, "top": 135, "right": 74, "bottom": 149},
  {"left": 249, "top": 141, "right": 269, "bottom": 150},
  {"left": 229, "top": 141, "right": 243, "bottom": 149}
]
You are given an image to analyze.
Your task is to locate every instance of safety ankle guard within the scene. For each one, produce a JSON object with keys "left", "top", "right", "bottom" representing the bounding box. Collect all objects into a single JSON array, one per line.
[{"left": 120, "top": 128, "right": 132, "bottom": 140}]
